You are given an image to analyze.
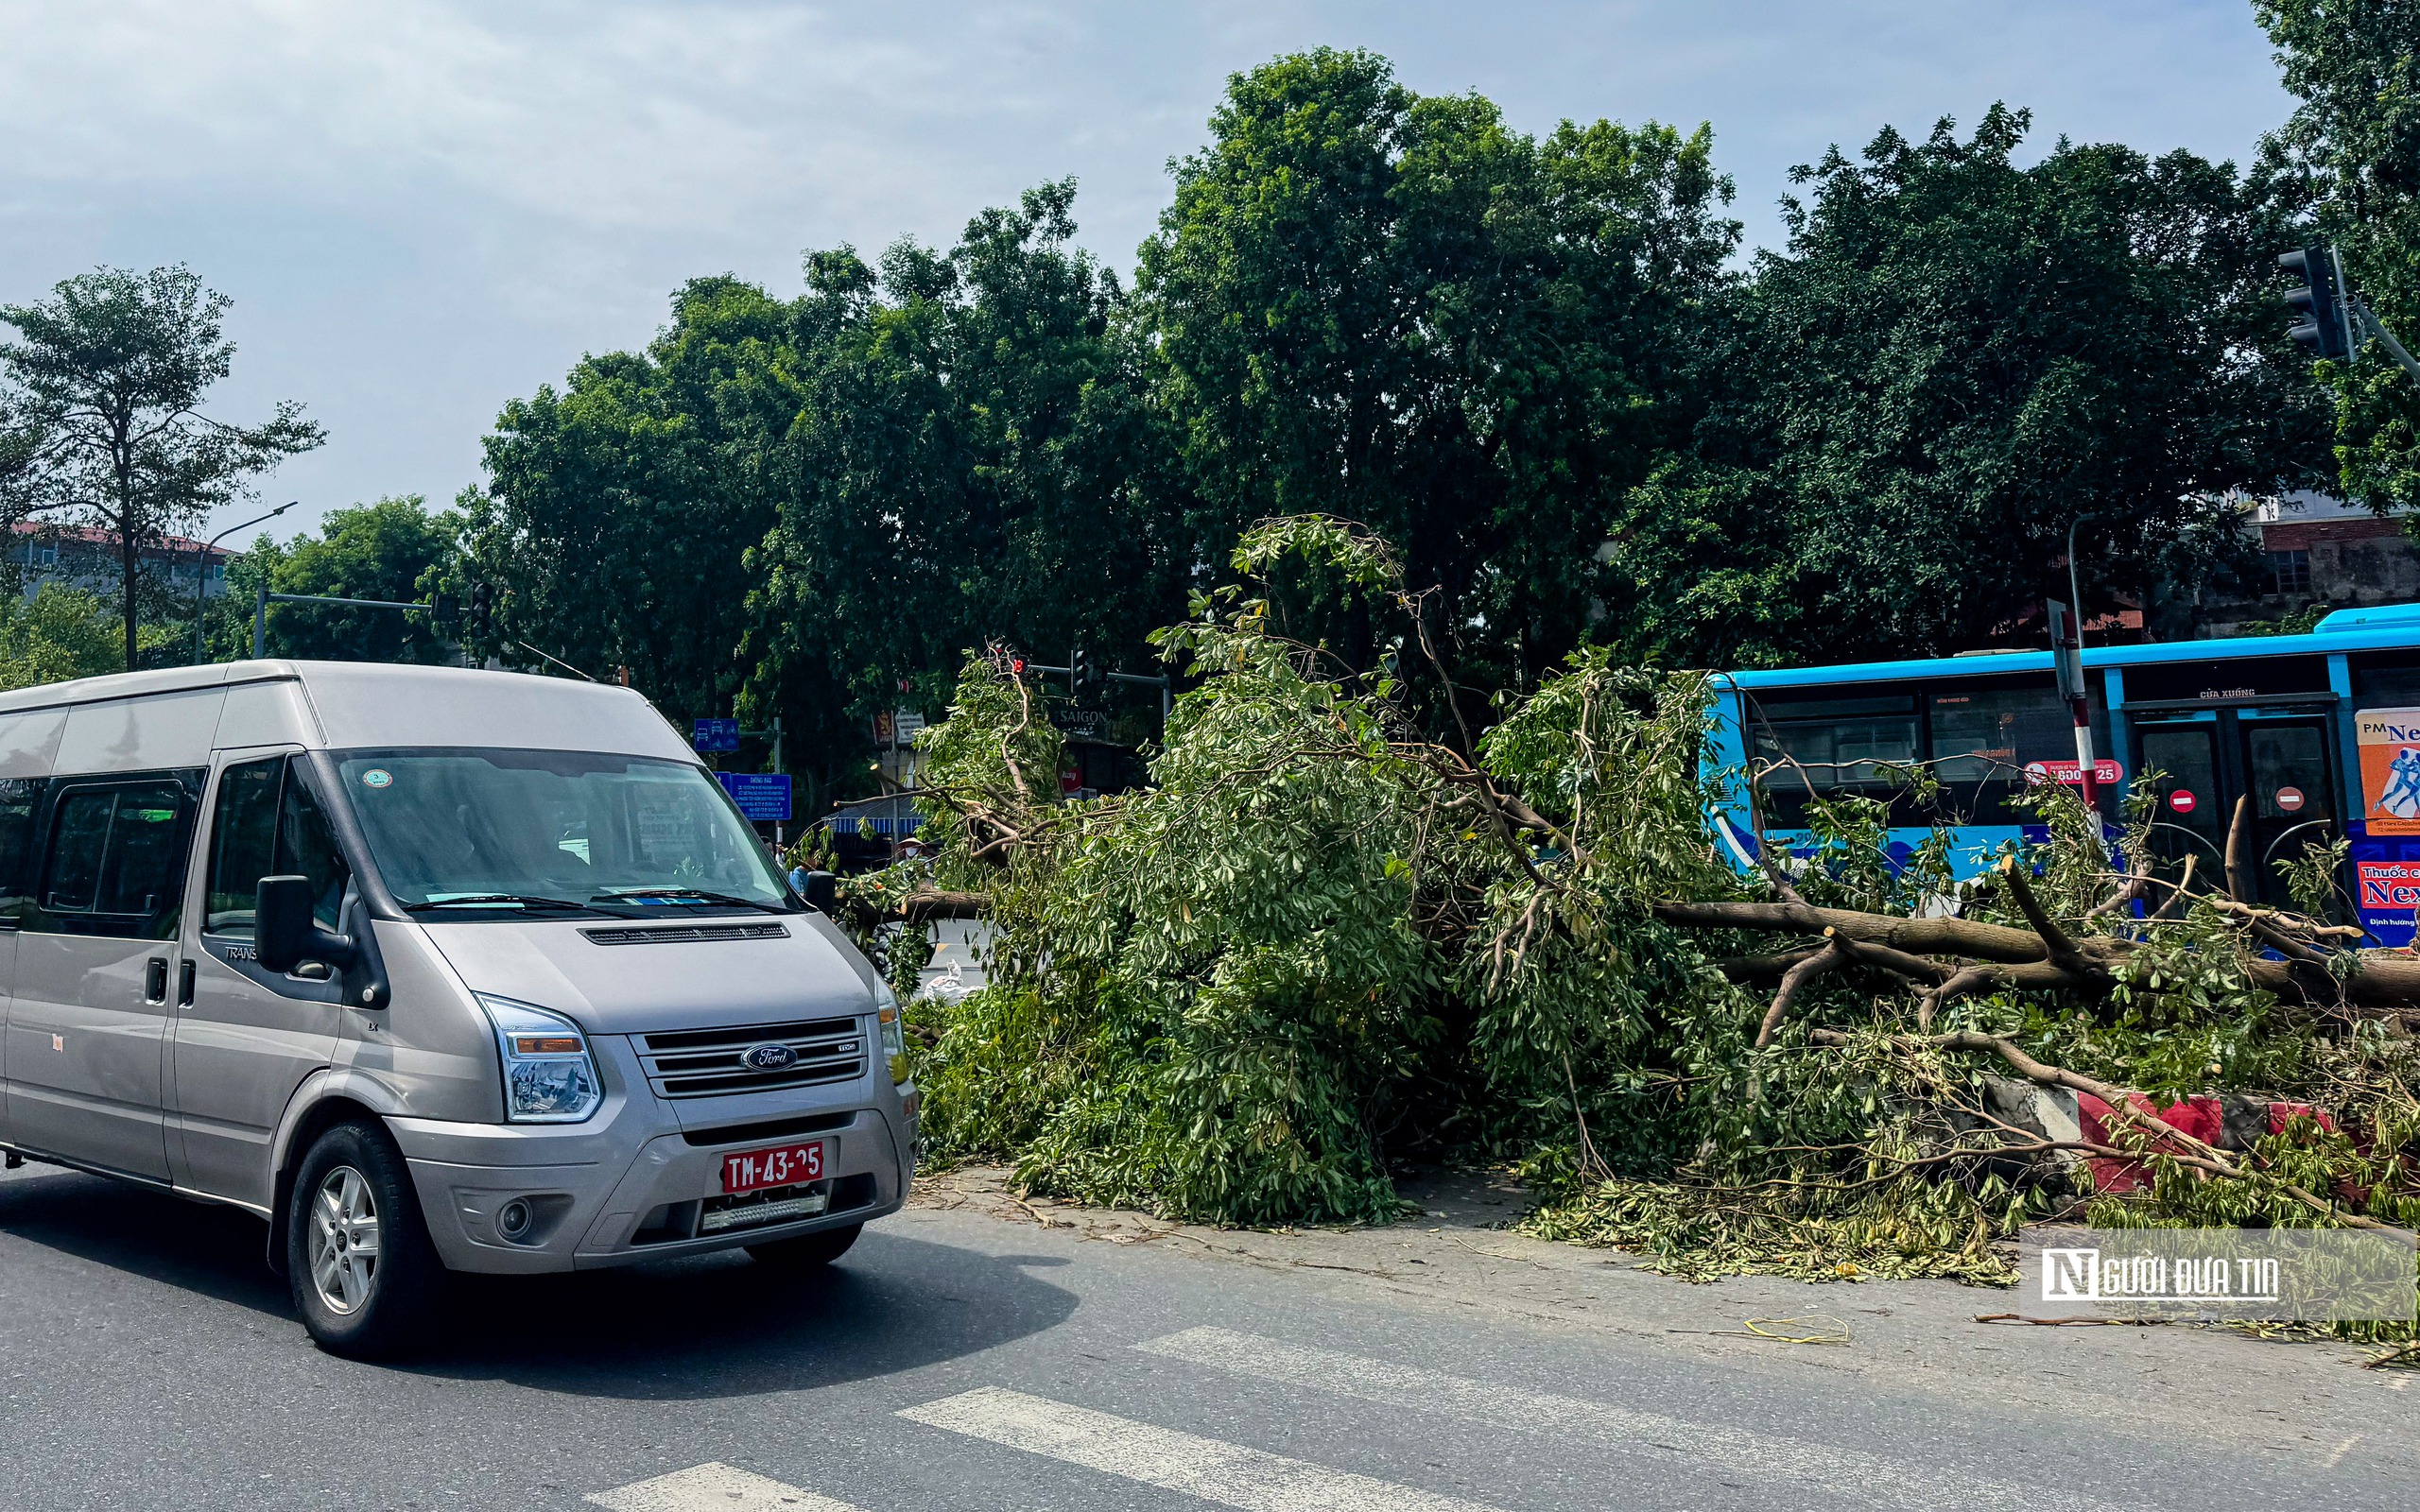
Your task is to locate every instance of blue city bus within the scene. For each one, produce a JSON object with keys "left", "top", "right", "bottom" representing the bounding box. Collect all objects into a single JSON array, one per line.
[{"left": 1705, "top": 602, "right": 2420, "bottom": 947}]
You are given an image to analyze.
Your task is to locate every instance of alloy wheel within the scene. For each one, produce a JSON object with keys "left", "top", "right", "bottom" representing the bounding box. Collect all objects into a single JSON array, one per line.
[{"left": 308, "top": 1164, "right": 382, "bottom": 1315}]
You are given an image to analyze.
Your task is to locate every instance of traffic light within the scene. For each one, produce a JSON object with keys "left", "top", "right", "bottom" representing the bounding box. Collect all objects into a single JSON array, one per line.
[
  {"left": 1069, "top": 646, "right": 1091, "bottom": 696},
  {"left": 469, "top": 582, "right": 493, "bottom": 641},
  {"left": 2280, "top": 245, "right": 2350, "bottom": 360}
]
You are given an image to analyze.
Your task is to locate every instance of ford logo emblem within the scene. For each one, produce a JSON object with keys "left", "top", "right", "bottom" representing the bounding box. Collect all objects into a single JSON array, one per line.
[{"left": 741, "top": 1043, "right": 798, "bottom": 1072}]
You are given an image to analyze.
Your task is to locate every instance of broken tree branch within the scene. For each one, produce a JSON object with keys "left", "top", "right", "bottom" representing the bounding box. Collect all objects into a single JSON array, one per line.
[
  {"left": 1995, "top": 859, "right": 2101, "bottom": 981},
  {"left": 1653, "top": 899, "right": 2054, "bottom": 965},
  {"left": 2224, "top": 794, "right": 2254, "bottom": 903},
  {"left": 1756, "top": 936, "right": 1848, "bottom": 1047}
]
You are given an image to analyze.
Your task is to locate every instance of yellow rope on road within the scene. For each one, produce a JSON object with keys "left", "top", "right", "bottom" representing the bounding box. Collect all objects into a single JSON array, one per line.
[{"left": 1733, "top": 1314, "right": 1852, "bottom": 1345}]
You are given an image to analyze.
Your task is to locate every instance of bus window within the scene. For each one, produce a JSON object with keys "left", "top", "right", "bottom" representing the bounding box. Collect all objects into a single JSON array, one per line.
[
  {"left": 1928, "top": 684, "right": 2112, "bottom": 822},
  {"left": 1747, "top": 693, "right": 1920, "bottom": 827},
  {"left": 2352, "top": 662, "right": 2420, "bottom": 709}
]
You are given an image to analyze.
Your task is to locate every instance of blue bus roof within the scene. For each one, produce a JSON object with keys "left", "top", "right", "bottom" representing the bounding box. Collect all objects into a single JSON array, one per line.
[{"left": 1718, "top": 612, "right": 2420, "bottom": 691}]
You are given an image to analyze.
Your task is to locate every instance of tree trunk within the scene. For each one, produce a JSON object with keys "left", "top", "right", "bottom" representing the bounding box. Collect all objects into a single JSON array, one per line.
[
  {"left": 113, "top": 424, "right": 139, "bottom": 672},
  {"left": 120, "top": 523, "right": 140, "bottom": 672}
]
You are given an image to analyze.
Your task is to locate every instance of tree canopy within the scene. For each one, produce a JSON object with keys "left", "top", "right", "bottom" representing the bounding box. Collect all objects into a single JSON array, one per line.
[
  {"left": 1611, "top": 106, "right": 2328, "bottom": 665},
  {"left": 455, "top": 53, "right": 2333, "bottom": 790},
  {"left": 1135, "top": 48, "right": 1738, "bottom": 691}
]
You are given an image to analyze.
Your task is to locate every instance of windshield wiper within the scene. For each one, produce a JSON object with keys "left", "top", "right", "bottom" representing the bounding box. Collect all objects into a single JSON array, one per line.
[
  {"left": 592, "top": 886, "right": 787, "bottom": 914},
  {"left": 403, "top": 894, "right": 612, "bottom": 916}
]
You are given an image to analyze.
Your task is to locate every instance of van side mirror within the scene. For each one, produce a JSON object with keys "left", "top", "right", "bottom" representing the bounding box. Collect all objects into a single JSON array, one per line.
[
  {"left": 801, "top": 870, "right": 838, "bottom": 915},
  {"left": 255, "top": 874, "right": 358, "bottom": 975}
]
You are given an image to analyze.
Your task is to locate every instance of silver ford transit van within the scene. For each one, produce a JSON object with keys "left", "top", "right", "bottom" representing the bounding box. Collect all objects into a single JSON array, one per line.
[{"left": 0, "top": 661, "right": 917, "bottom": 1356}]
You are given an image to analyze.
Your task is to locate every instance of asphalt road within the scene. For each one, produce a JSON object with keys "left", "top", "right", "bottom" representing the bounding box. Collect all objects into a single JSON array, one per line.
[{"left": 1, "top": 1158, "right": 2411, "bottom": 1512}]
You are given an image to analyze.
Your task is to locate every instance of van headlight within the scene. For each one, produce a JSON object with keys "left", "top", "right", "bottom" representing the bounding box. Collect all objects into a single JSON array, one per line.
[
  {"left": 876, "top": 986, "right": 908, "bottom": 1083},
  {"left": 476, "top": 994, "right": 604, "bottom": 1123}
]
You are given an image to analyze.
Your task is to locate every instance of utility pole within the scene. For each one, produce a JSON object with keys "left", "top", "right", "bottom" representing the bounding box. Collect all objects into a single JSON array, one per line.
[
  {"left": 197, "top": 500, "right": 295, "bottom": 663},
  {"left": 254, "top": 587, "right": 439, "bottom": 660},
  {"left": 2048, "top": 598, "right": 2097, "bottom": 816},
  {"left": 2058, "top": 517, "right": 2103, "bottom": 819}
]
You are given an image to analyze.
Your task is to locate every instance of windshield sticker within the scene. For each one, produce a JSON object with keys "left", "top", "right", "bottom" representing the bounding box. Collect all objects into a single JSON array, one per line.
[{"left": 360, "top": 768, "right": 393, "bottom": 789}]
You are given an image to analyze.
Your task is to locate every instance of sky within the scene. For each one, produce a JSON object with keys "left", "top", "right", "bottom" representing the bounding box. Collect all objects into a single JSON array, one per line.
[{"left": 0, "top": 1, "right": 2296, "bottom": 541}]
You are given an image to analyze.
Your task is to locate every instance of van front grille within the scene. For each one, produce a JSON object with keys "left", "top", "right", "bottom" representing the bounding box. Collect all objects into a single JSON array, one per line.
[
  {"left": 582, "top": 922, "right": 789, "bottom": 945},
  {"left": 637, "top": 1017, "right": 865, "bottom": 1099}
]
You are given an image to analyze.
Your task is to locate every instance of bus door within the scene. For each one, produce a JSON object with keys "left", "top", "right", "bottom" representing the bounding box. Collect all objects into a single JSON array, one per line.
[
  {"left": 2133, "top": 714, "right": 2225, "bottom": 895},
  {"left": 2234, "top": 711, "right": 2339, "bottom": 907},
  {"left": 2130, "top": 710, "right": 2339, "bottom": 908}
]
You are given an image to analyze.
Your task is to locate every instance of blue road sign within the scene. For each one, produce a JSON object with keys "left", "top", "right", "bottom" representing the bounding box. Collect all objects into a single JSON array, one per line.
[
  {"left": 692, "top": 717, "right": 740, "bottom": 752},
  {"left": 717, "top": 771, "right": 792, "bottom": 822}
]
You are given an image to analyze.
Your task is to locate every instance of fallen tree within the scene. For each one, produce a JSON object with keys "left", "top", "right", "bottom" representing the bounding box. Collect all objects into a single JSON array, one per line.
[{"left": 848, "top": 515, "right": 2418, "bottom": 1324}]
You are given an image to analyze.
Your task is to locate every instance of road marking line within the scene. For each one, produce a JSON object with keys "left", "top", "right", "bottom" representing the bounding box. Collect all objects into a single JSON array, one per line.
[
  {"left": 585, "top": 1462, "right": 867, "bottom": 1512},
  {"left": 2322, "top": 1435, "right": 2360, "bottom": 1469},
  {"left": 1136, "top": 1326, "right": 2107, "bottom": 1512},
  {"left": 897, "top": 1385, "right": 1508, "bottom": 1512}
]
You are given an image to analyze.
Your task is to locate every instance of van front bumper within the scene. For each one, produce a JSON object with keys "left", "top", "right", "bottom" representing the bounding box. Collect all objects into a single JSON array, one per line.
[{"left": 388, "top": 1099, "right": 916, "bottom": 1275}]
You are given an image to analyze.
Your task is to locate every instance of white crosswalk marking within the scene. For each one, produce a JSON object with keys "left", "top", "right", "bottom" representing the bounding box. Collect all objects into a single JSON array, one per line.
[
  {"left": 585, "top": 1461, "right": 868, "bottom": 1512},
  {"left": 1136, "top": 1326, "right": 2109, "bottom": 1512},
  {"left": 897, "top": 1385, "right": 1512, "bottom": 1512}
]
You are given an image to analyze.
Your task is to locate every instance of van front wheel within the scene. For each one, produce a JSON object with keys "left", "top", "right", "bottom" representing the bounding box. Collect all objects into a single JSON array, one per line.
[{"left": 285, "top": 1121, "right": 445, "bottom": 1358}]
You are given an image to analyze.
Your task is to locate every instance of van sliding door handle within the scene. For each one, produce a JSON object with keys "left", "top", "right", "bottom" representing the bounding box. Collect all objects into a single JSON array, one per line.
[
  {"left": 144, "top": 956, "right": 168, "bottom": 1005},
  {"left": 177, "top": 958, "right": 196, "bottom": 1007}
]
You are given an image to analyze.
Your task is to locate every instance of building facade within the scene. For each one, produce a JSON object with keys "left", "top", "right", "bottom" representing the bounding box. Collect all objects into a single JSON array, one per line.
[
  {"left": 13, "top": 524, "right": 233, "bottom": 602},
  {"left": 2203, "top": 491, "right": 2419, "bottom": 636}
]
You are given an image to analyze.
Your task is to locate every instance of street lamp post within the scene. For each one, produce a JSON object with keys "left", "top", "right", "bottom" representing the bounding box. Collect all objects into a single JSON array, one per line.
[{"left": 195, "top": 501, "right": 297, "bottom": 663}]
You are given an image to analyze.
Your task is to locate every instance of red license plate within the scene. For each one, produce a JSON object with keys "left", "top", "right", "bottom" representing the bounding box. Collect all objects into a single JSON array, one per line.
[{"left": 721, "top": 1140, "right": 825, "bottom": 1194}]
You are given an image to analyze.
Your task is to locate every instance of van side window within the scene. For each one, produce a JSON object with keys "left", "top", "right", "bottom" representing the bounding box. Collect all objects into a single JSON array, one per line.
[
  {"left": 0, "top": 777, "right": 43, "bottom": 921},
  {"left": 276, "top": 765, "right": 350, "bottom": 933},
  {"left": 205, "top": 757, "right": 352, "bottom": 938},
  {"left": 204, "top": 759, "right": 283, "bottom": 936},
  {"left": 36, "top": 778, "right": 196, "bottom": 938}
]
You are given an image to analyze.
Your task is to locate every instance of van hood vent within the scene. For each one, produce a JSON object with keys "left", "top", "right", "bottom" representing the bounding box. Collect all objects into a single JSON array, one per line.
[{"left": 580, "top": 922, "right": 790, "bottom": 945}]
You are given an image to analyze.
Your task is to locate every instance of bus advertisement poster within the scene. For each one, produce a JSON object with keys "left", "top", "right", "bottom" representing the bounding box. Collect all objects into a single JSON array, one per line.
[
  {"left": 2359, "top": 860, "right": 2420, "bottom": 912},
  {"left": 2356, "top": 708, "right": 2420, "bottom": 834}
]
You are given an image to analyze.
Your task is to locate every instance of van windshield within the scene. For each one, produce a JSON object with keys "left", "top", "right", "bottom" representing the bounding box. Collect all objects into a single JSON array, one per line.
[{"left": 333, "top": 748, "right": 793, "bottom": 916}]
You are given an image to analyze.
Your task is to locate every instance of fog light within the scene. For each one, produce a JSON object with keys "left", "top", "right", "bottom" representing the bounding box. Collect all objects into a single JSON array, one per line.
[{"left": 497, "top": 1197, "right": 534, "bottom": 1241}]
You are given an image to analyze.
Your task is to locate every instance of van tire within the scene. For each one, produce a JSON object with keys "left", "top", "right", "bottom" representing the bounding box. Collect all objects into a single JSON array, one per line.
[
  {"left": 747, "top": 1222, "right": 861, "bottom": 1271},
  {"left": 285, "top": 1120, "right": 446, "bottom": 1359}
]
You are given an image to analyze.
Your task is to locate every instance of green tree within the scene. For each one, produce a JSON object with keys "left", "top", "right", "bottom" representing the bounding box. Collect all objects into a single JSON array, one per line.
[
  {"left": 475, "top": 184, "right": 1191, "bottom": 814},
  {"left": 255, "top": 495, "right": 460, "bottom": 662},
  {"left": 466, "top": 273, "right": 808, "bottom": 725},
  {"left": 0, "top": 266, "right": 324, "bottom": 669},
  {"left": 0, "top": 584, "right": 126, "bottom": 691},
  {"left": 745, "top": 182, "right": 1191, "bottom": 795},
  {"left": 1612, "top": 107, "right": 2329, "bottom": 664},
  {"left": 2257, "top": 0, "right": 2420, "bottom": 515},
  {"left": 1133, "top": 49, "right": 1737, "bottom": 696}
]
